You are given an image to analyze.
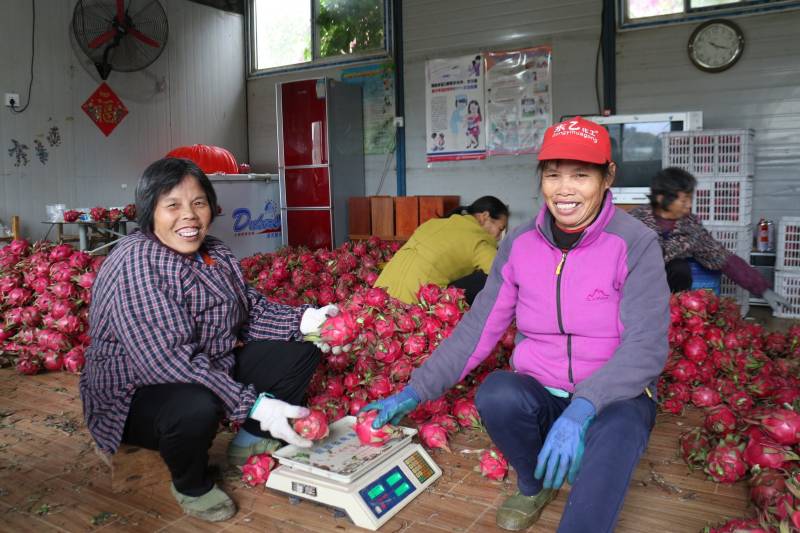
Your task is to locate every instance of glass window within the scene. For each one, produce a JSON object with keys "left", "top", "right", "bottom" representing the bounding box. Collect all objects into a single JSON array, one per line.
[
  {"left": 250, "top": 0, "right": 388, "bottom": 74},
  {"left": 622, "top": 0, "right": 800, "bottom": 25},
  {"left": 627, "top": 0, "right": 683, "bottom": 19}
]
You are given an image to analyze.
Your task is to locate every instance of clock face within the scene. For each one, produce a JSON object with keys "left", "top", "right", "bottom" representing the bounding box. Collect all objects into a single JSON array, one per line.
[{"left": 689, "top": 20, "right": 744, "bottom": 72}]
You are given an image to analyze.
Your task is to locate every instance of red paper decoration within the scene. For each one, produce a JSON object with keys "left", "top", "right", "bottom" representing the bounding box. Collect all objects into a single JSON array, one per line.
[{"left": 81, "top": 82, "right": 128, "bottom": 137}]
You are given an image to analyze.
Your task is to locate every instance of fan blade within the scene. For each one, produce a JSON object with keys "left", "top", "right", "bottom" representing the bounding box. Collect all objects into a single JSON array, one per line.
[
  {"left": 116, "top": 0, "right": 125, "bottom": 23},
  {"left": 88, "top": 29, "right": 118, "bottom": 49},
  {"left": 129, "top": 28, "right": 160, "bottom": 48}
]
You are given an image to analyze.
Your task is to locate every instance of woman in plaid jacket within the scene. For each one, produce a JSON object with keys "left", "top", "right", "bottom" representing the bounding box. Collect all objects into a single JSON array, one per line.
[
  {"left": 80, "top": 158, "right": 336, "bottom": 522},
  {"left": 629, "top": 167, "right": 788, "bottom": 314}
]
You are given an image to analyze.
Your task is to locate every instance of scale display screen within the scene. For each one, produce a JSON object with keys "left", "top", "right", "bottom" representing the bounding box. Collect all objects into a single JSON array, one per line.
[{"left": 359, "top": 466, "right": 414, "bottom": 518}]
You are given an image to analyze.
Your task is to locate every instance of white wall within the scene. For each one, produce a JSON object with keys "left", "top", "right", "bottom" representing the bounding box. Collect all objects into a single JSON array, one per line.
[
  {"left": 247, "top": 1, "right": 800, "bottom": 232},
  {"left": 0, "top": 0, "right": 248, "bottom": 239}
]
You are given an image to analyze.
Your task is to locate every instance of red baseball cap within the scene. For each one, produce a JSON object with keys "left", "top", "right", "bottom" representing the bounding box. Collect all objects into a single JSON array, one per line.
[{"left": 538, "top": 117, "right": 611, "bottom": 165}]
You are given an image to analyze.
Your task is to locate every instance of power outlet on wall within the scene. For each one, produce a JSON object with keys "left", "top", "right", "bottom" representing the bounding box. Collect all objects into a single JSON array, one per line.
[{"left": 4, "top": 93, "right": 20, "bottom": 108}]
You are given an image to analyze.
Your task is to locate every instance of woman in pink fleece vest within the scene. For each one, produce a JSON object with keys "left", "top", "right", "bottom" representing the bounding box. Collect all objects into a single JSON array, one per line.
[{"left": 364, "top": 117, "right": 670, "bottom": 532}]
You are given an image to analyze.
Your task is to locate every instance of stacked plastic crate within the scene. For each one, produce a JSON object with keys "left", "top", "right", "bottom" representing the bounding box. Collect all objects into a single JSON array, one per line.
[
  {"left": 775, "top": 217, "right": 800, "bottom": 318},
  {"left": 662, "top": 129, "right": 754, "bottom": 315}
]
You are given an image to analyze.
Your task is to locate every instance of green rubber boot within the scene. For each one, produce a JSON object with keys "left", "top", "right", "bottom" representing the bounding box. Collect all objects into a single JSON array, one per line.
[
  {"left": 496, "top": 489, "right": 557, "bottom": 531},
  {"left": 226, "top": 437, "right": 282, "bottom": 466},
  {"left": 170, "top": 484, "right": 236, "bottom": 522}
]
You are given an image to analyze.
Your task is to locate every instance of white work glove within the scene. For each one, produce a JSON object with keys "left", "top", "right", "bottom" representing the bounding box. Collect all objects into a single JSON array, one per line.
[
  {"left": 249, "top": 394, "right": 312, "bottom": 448},
  {"left": 300, "top": 304, "right": 339, "bottom": 336},
  {"left": 763, "top": 289, "right": 791, "bottom": 314}
]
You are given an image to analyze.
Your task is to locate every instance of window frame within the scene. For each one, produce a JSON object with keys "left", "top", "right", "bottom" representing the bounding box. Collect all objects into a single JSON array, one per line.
[
  {"left": 246, "top": 0, "right": 393, "bottom": 78},
  {"left": 618, "top": 0, "right": 800, "bottom": 30}
]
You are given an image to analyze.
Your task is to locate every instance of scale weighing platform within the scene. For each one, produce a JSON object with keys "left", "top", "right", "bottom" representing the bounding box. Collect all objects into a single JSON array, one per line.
[{"left": 266, "top": 416, "right": 442, "bottom": 530}]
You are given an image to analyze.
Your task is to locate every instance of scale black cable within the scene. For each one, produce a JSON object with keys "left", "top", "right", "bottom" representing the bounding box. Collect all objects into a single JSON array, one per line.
[{"left": 10, "top": 0, "right": 35, "bottom": 114}]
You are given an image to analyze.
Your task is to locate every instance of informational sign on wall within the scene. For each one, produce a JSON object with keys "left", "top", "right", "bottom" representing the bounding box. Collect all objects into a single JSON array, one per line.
[
  {"left": 341, "top": 62, "right": 395, "bottom": 155},
  {"left": 425, "top": 54, "right": 486, "bottom": 162},
  {"left": 485, "top": 47, "right": 552, "bottom": 156}
]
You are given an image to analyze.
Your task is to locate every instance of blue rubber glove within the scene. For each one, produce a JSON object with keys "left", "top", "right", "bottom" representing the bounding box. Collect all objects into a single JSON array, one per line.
[
  {"left": 534, "top": 397, "right": 595, "bottom": 490},
  {"left": 361, "top": 386, "right": 421, "bottom": 428}
]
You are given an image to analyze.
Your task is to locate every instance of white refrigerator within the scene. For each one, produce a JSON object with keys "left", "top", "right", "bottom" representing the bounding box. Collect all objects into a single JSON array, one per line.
[{"left": 208, "top": 173, "right": 281, "bottom": 258}]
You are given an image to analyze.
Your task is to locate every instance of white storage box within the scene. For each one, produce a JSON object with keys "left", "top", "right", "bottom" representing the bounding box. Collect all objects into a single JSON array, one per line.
[
  {"left": 693, "top": 177, "right": 753, "bottom": 226},
  {"left": 777, "top": 216, "right": 800, "bottom": 272},
  {"left": 662, "top": 129, "right": 754, "bottom": 178},
  {"left": 774, "top": 271, "right": 800, "bottom": 319}
]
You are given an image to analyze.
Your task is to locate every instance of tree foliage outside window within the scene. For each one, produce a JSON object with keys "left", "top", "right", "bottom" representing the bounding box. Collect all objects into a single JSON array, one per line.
[
  {"left": 317, "top": 0, "right": 385, "bottom": 58},
  {"left": 250, "top": 0, "right": 387, "bottom": 74}
]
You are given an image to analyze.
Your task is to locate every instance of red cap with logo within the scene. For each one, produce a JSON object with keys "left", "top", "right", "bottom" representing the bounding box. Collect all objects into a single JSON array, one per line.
[{"left": 538, "top": 116, "right": 611, "bottom": 165}]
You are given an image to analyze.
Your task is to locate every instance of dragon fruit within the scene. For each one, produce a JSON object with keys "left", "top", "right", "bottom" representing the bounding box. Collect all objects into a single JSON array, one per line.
[
  {"left": 293, "top": 410, "right": 330, "bottom": 441},
  {"left": 89, "top": 206, "right": 109, "bottom": 222},
  {"left": 678, "top": 427, "right": 712, "bottom": 470},
  {"left": 63, "top": 210, "right": 82, "bottom": 223},
  {"left": 16, "top": 356, "right": 41, "bottom": 375},
  {"left": 63, "top": 347, "right": 86, "bottom": 373},
  {"left": 49, "top": 244, "right": 74, "bottom": 262},
  {"left": 123, "top": 203, "right": 136, "bottom": 221},
  {"left": 479, "top": 447, "right": 508, "bottom": 481},
  {"left": 749, "top": 408, "right": 800, "bottom": 445},
  {"left": 418, "top": 422, "right": 450, "bottom": 452},
  {"left": 704, "top": 405, "right": 738, "bottom": 436},
  {"left": 241, "top": 452, "right": 276, "bottom": 487},
  {"left": 354, "top": 410, "right": 401, "bottom": 447},
  {"left": 108, "top": 208, "right": 123, "bottom": 223},
  {"left": 316, "top": 311, "right": 358, "bottom": 347},
  {"left": 749, "top": 468, "right": 787, "bottom": 510},
  {"left": 691, "top": 386, "right": 721, "bottom": 408},
  {"left": 742, "top": 431, "right": 799, "bottom": 470},
  {"left": 452, "top": 398, "right": 482, "bottom": 429},
  {"left": 704, "top": 436, "right": 747, "bottom": 484},
  {"left": 41, "top": 350, "right": 64, "bottom": 372}
]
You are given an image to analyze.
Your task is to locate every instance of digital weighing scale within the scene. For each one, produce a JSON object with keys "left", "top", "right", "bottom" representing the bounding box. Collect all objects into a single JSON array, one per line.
[{"left": 266, "top": 416, "right": 442, "bottom": 530}]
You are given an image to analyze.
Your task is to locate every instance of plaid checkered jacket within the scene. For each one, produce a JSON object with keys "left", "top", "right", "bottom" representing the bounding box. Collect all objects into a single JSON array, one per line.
[{"left": 79, "top": 232, "right": 306, "bottom": 453}]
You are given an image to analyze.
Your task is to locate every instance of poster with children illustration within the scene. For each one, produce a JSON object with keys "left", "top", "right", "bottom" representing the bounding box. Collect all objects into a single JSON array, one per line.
[
  {"left": 426, "top": 54, "right": 486, "bottom": 162},
  {"left": 485, "top": 46, "right": 552, "bottom": 156}
]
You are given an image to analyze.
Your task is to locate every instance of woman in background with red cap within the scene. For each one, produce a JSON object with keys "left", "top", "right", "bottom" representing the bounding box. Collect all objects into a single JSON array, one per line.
[{"left": 364, "top": 117, "right": 670, "bottom": 532}]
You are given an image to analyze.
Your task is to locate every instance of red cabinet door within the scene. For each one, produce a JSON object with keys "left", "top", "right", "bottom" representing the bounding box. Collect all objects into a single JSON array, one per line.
[
  {"left": 286, "top": 210, "right": 332, "bottom": 250},
  {"left": 284, "top": 167, "right": 330, "bottom": 208},
  {"left": 281, "top": 80, "right": 327, "bottom": 167}
]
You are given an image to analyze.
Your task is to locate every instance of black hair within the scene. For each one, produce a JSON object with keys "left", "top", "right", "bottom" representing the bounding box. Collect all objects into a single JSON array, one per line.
[
  {"left": 444, "top": 196, "right": 509, "bottom": 220},
  {"left": 648, "top": 166, "right": 697, "bottom": 210},
  {"left": 536, "top": 159, "right": 612, "bottom": 178},
  {"left": 135, "top": 157, "right": 218, "bottom": 234}
]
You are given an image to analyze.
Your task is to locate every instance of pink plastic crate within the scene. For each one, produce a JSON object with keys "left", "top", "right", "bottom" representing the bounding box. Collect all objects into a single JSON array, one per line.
[
  {"left": 692, "top": 177, "right": 753, "bottom": 226},
  {"left": 662, "top": 129, "right": 754, "bottom": 178}
]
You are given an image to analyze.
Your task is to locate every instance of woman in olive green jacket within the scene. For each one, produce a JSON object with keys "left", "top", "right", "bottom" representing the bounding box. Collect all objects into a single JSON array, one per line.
[{"left": 374, "top": 196, "right": 509, "bottom": 305}]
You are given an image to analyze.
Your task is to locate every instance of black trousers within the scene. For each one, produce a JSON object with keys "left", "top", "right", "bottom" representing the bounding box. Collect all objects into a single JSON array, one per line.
[
  {"left": 121, "top": 340, "right": 321, "bottom": 495},
  {"left": 450, "top": 271, "right": 489, "bottom": 305},
  {"left": 665, "top": 258, "right": 693, "bottom": 293}
]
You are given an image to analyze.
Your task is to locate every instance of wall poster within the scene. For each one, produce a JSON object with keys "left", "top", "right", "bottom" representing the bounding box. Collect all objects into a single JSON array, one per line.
[
  {"left": 425, "top": 54, "right": 486, "bottom": 162},
  {"left": 485, "top": 46, "right": 552, "bottom": 156},
  {"left": 341, "top": 62, "right": 396, "bottom": 155}
]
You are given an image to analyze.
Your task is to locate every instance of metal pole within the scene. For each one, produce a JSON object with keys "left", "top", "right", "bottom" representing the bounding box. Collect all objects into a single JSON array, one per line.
[{"left": 393, "top": 0, "right": 406, "bottom": 196}]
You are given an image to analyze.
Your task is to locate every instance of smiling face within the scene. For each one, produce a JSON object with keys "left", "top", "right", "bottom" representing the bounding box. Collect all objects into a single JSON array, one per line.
[
  {"left": 152, "top": 175, "right": 212, "bottom": 255},
  {"left": 540, "top": 160, "right": 614, "bottom": 231}
]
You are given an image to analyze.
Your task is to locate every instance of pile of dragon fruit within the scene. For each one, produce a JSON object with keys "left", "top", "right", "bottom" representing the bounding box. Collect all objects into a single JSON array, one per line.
[
  {"left": 0, "top": 239, "right": 101, "bottom": 373},
  {"left": 660, "top": 290, "right": 800, "bottom": 532},
  {"left": 2, "top": 235, "right": 799, "bottom": 528}
]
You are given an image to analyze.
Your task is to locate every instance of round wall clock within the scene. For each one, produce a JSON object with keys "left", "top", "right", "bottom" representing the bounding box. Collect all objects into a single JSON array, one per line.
[{"left": 688, "top": 19, "right": 745, "bottom": 73}]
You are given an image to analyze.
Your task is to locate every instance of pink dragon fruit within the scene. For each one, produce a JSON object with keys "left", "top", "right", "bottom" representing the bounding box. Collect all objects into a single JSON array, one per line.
[
  {"left": 41, "top": 350, "right": 64, "bottom": 372},
  {"left": 742, "top": 431, "right": 799, "bottom": 470},
  {"left": 691, "top": 386, "right": 721, "bottom": 408},
  {"left": 678, "top": 427, "right": 712, "bottom": 470},
  {"left": 63, "top": 347, "right": 86, "bottom": 373},
  {"left": 318, "top": 312, "right": 358, "bottom": 347},
  {"left": 293, "top": 410, "right": 330, "bottom": 441},
  {"left": 241, "top": 452, "right": 276, "bottom": 487},
  {"left": 123, "top": 203, "right": 136, "bottom": 220},
  {"left": 479, "top": 447, "right": 508, "bottom": 481},
  {"left": 16, "top": 355, "right": 41, "bottom": 375},
  {"left": 364, "top": 287, "right": 389, "bottom": 309},
  {"left": 418, "top": 422, "right": 450, "bottom": 452},
  {"left": 749, "top": 468, "right": 787, "bottom": 510},
  {"left": 750, "top": 408, "right": 800, "bottom": 446},
  {"left": 704, "top": 436, "right": 746, "bottom": 483},
  {"left": 49, "top": 244, "right": 74, "bottom": 262},
  {"left": 452, "top": 398, "right": 482, "bottom": 429},
  {"left": 90, "top": 206, "right": 109, "bottom": 222},
  {"left": 354, "top": 410, "right": 401, "bottom": 447},
  {"left": 63, "top": 210, "right": 82, "bottom": 223},
  {"left": 704, "top": 405, "right": 738, "bottom": 436}
]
